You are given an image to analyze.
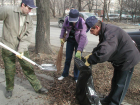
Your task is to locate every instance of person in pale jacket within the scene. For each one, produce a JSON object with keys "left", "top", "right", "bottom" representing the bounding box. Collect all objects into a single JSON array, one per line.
[
  {"left": 0, "top": 0, "right": 48, "bottom": 99},
  {"left": 65, "top": 7, "right": 70, "bottom": 15}
]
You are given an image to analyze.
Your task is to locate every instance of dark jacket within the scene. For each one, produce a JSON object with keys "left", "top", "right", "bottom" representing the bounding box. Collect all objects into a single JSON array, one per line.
[{"left": 88, "top": 22, "right": 140, "bottom": 71}]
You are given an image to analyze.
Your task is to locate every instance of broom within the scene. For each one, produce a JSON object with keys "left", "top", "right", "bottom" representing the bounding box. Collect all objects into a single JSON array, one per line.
[{"left": 56, "top": 33, "right": 66, "bottom": 72}]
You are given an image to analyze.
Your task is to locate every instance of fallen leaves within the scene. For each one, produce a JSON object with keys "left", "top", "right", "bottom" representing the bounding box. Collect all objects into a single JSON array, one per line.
[{"left": 0, "top": 46, "right": 140, "bottom": 105}]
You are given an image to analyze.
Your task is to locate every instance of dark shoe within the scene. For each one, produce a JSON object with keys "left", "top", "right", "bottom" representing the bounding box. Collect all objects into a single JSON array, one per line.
[
  {"left": 5, "top": 90, "right": 12, "bottom": 99},
  {"left": 38, "top": 87, "right": 48, "bottom": 94},
  {"left": 100, "top": 98, "right": 110, "bottom": 105}
]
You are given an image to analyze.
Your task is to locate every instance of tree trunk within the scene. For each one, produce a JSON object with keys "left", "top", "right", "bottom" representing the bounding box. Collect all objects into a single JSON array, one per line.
[
  {"left": 119, "top": 0, "right": 123, "bottom": 21},
  {"left": 11, "top": 0, "right": 12, "bottom": 5},
  {"left": 50, "top": 0, "right": 56, "bottom": 18},
  {"left": 103, "top": 0, "right": 106, "bottom": 21},
  {"left": 63, "top": 0, "right": 66, "bottom": 16},
  {"left": 78, "top": 0, "right": 82, "bottom": 11},
  {"left": 2, "top": 0, "right": 4, "bottom": 5},
  {"left": 14, "top": 0, "right": 16, "bottom": 5},
  {"left": 35, "top": 0, "right": 52, "bottom": 54}
]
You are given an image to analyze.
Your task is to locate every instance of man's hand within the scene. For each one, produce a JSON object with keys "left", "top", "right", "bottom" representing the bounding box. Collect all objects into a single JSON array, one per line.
[
  {"left": 60, "top": 38, "right": 65, "bottom": 44},
  {"left": 85, "top": 61, "right": 90, "bottom": 66},
  {"left": 84, "top": 53, "right": 92, "bottom": 66},
  {"left": 84, "top": 53, "right": 92, "bottom": 60},
  {"left": 75, "top": 51, "right": 81, "bottom": 59},
  {"left": 16, "top": 52, "right": 24, "bottom": 59}
]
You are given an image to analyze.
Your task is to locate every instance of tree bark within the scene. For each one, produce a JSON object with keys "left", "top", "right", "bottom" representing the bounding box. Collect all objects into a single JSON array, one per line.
[
  {"left": 78, "top": 0, "right": 82, "bottom": 11},
  {"left": 103, "top": 0, "right": 106, "bottom": 20},
  {"left": 2, "top": 0, "right": 4, "bottom": 5},
  {"left": 35, "top": 0, "right": 52, "bottom": 54},
  {"left": 50, "top": 0, "right": 56, "bottom": 18}
]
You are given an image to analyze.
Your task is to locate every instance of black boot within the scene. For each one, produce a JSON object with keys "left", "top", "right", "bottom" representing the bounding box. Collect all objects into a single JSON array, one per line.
[
  {"left": 5, "top": 90, "right": 12, "bottom": 99},
  {"left": 37, "top": 87, "right": 48, "bottom": 94}
]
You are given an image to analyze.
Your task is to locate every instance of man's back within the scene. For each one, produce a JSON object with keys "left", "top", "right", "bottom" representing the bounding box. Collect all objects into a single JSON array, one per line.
[{"left": 100, "top": 23, "right": 140, "bottom": 70}]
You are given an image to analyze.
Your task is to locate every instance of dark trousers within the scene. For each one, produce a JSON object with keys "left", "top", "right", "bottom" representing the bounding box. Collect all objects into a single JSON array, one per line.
[
  {"left": 2, "top": 49, "right": 42, "bottom": 92},
  {"left": 62, "top": 38, "right": 80, "bottom": 80},
  {"left": 105, "top": 67, "right": 134, "bottom": 105}
]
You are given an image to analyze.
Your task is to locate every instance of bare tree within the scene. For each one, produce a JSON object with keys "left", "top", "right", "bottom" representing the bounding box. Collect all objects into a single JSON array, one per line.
[
  {"left": 118, "top": 0, "right": 123, "bottom": 21},
  {"left": 50, "top": 0, "right": 78, "bottom": 17},
  {"left": 78, "top": 0, "right": 82, "bottom": 11},
  {"left": 72, "top": 0, "right": 78, "bottom": 9},
  {"left": 56, "top": 0, "right": 63, "bottom": 16},
  {"left": 10, "top": 0, "right": 12, "bottom": 5},
  {"left": 50, "top": 0, "right": 56, "bottom": 18},
  {"left": 131, "top": 0, "right": 139, "bottom": 23},
  {"left": 14, "top": 0, "right": 15, "bottom": 5},
  {"left": 2, "top": 0, "right": 4, "bottom": 5},
  {"left": 103, "top": 0, "right": 111, "bottom": 21},
  {"left": 102, "top": 0, "right": 107, "bottom": 20},
  {"left": 124, "top": 0, "right": 140, "bottom": 22},
  {"left": 35, "top": 0, "right": 52, "bottom": 54},
  {"left": 85, "top": 0, "right": 95, "bottom": 12},
  {"left": 98, "top": 0, "right": 111, "bottom": 21}
]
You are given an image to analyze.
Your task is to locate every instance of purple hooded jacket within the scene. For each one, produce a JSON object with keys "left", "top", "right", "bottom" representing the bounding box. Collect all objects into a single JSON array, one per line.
[{"left": 60, "top": 16, "right": 88, "bottom": 52}]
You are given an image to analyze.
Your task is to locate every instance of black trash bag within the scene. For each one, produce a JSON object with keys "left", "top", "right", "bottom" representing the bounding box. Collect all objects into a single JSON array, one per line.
[{"left": 74, "top": 57, "right": 101, "bottom": 105}]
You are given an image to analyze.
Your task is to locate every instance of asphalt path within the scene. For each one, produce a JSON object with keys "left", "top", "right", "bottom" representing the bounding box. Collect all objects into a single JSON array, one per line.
[{"left": 0, "top": 68, "right": 49, "bottom": 105}]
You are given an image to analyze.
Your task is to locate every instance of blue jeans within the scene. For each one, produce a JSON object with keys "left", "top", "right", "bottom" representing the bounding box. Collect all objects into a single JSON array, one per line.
[
  {"left": 105, "top": 67, "right": 134, "bottom": 105},
  {"left": 62, "top": 38, "right": 80, "bottom": 80}
]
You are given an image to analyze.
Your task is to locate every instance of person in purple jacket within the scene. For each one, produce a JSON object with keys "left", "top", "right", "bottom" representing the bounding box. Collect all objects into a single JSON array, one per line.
[{"left": 58, "top": 9, "right": 88, "bottom": 82}]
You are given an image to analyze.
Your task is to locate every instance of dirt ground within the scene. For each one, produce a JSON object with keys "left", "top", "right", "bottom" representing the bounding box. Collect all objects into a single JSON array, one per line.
[{"left": 0, "top": 44, "right": 139, "bottom": 105}]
